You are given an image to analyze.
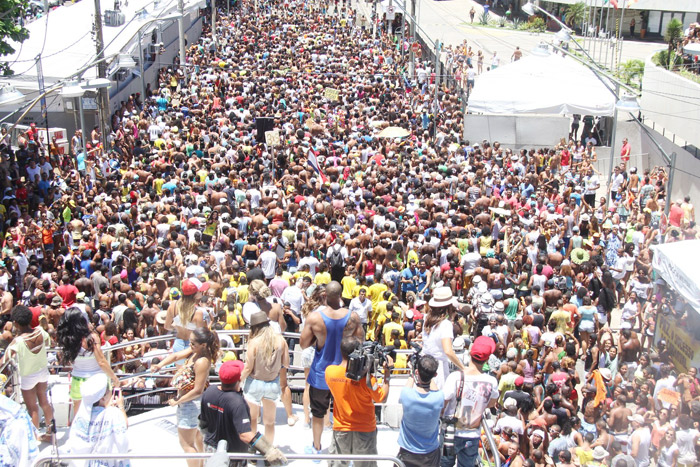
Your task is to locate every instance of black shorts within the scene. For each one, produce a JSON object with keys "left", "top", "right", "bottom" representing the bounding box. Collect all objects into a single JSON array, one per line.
[
  {"left": 397, "top": 447, "right": 441, "bottom": 467},
  {"left": 309, "top": 385, "right": 332, "bottom": 419}
]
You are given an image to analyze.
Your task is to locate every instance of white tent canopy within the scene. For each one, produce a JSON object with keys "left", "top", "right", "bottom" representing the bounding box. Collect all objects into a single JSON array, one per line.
[
  {"left": 652, "top": 239, "right": 700, "bottom": 314},
  {"left": 468, "top": 53, "right": 615, "bottom": 116}
]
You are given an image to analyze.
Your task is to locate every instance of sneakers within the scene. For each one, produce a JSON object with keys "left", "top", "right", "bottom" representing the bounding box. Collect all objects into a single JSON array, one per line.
[
  {"left": 287, "top": 415, "right": 299, "bottom": 426},
  {"left": 304, "top": 445, "right": 322, "bottom": 464}
]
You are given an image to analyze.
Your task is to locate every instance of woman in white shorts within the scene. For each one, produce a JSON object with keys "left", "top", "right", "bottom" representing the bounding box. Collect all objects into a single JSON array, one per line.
[{"left": 4, "top": 305, "right": 55, "bottom": 442}]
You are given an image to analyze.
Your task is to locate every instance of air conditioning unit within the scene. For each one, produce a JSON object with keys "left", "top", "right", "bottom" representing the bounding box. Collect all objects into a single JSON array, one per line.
[
  {"left": 104, "top": 10, "right": 126, "bottom": 27},
  {"left": 115, "top": 69, "right": 129, "bottom": 81}
]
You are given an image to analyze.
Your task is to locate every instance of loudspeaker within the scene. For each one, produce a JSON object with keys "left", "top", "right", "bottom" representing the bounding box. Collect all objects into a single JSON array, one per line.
[{"left": 255, "top": 117, "right": 275, "bottom": 144}]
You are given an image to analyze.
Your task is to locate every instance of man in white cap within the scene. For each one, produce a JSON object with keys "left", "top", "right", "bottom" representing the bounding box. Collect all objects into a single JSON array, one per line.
[
  {"left": 495, "top": 397, "right": 525, "bottom": 436},
  {"left": 628, "top": 413, "right": 651, "bottom": 467}
]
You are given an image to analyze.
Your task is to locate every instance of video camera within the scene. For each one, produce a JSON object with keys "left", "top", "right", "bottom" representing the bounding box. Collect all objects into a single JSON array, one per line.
[{"left": 345, "top": 341, "right": 393, "bottom": 382}]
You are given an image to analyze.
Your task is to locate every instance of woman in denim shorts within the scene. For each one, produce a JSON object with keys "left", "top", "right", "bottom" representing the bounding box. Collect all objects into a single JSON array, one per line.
[
  {"left": 152, "top": 327, "right": 219, "bottom": 467},
  {"left": 241, "top": 311, "right": 290, "bottom": 444}
]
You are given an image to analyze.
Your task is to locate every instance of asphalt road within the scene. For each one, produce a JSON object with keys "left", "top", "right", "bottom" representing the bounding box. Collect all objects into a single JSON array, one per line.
[{"left": 351, "top": 0, "right": 663, "bottom": 67}]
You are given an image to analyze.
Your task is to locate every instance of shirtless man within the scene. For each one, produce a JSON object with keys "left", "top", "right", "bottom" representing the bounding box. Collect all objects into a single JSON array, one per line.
[
  {"left": 609, "top": 395, "right": 633, "bottom": 451},
  {"left": 619, "top": 328, "right": 641, "bottom": 381},
  {"left": 300, "top": 281, "right": 363, "bottom": 454}
]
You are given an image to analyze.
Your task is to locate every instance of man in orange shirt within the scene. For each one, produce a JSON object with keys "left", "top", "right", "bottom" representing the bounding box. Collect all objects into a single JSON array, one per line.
[{"left": 325, "top": 337, "right": 393, "bottom": 466}]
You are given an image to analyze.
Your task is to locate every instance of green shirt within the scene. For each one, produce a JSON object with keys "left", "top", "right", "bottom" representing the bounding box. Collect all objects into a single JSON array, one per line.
[{"left": 62, "top": 206, "right": 72, "bottom": 223}]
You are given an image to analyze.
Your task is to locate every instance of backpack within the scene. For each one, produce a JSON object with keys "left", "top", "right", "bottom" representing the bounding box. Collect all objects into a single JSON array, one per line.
[{"left": 329, "top": 247, "right": 344, "bottom": 269}]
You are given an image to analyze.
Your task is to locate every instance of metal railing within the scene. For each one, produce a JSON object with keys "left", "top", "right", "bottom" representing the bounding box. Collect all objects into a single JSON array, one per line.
[
  {"left": 482, "top": 417, "right": 501, "bottom": 467},
  {"left": 33, "top": 452, "right": 407, "bottom": 467},
  {"left": 0, "top": 358, "right": 19, "bottom": 400}
]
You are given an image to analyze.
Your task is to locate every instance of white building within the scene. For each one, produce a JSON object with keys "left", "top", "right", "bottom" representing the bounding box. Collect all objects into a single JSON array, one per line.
[{"left": 0, "top": 0, "right": 206, "bottom": 135}]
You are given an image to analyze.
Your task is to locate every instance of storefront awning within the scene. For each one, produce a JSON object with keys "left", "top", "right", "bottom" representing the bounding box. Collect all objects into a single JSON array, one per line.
[{"left": 652, "top": 239, "right": 700, "bottom": 314}]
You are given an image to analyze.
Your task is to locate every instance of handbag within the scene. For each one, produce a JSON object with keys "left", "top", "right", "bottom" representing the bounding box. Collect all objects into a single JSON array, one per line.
[{"left": 172, "top": 361, "right": 197, "bottom": 394}]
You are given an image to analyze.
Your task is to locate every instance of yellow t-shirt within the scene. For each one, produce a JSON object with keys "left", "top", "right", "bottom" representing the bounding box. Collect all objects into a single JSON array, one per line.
[
  {"left": 314, "top": 272, "right": 331, "bottom": 285},
  {"left": 225, "top": 304, "right": 245, "bottom": 343},
  {"left": 367, "top": 283, "right": 388, "bottom": 310},
  {"left": 229, "top": 273, "right": 246, "bottom": 289},
  {"left": 341, "top": 276, "right": 357, "bottom": 299},
  {"left": 236, "top": 285, "right": 249, "bottom": 304},
  {"left": 382, "top": 321, "right": 404, "bottom": 346},
  {"left": 294, "top": 270, "right": 311, "bottom": 281},
  {"left": 154, "top": 178, "right": 165, "bottom": 195}
]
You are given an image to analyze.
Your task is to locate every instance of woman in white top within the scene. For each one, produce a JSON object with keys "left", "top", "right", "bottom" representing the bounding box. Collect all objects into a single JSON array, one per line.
[
  {"left": 165, "top": 278, "right": 208, "bottom": 359},
  {"left": 421, "top": 287, "right": 465, "bottom": 389},
  {"left": 657, "top": 428, "right": 680, "bottom": 467},
  {"left": 4, "top": 305, "right": 54, "bottom": 441},
  {"left": 57, "top": 308, "right": 120, "bottom": 421},
  {"left": 675, "top": 414, "right": 700, "bottom": 467}
]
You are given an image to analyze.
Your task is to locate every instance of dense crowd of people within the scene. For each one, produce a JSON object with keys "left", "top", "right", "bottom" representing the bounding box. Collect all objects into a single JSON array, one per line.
[{"left": 0, "top": 0, "right": 699, "bottom": 466}]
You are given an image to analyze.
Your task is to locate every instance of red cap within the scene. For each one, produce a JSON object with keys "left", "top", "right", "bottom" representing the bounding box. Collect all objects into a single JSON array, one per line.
[
  {"left": 219, "top": 360, "right": 244, "bottom": 384},
  {"left": 188, "top": 218, "right": 199, "bottom": 225},
  {"left": 515, "top": 376, "right": 525, "bottom": 386},
  {"left": 181, "top": 278, "right": 210, "bottom": 296},
  {"left": 470, "top": 336, "right": 496, "bottom": 362}
]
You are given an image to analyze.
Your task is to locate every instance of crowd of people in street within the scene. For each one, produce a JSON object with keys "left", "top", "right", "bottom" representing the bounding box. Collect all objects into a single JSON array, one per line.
[{"left": 0, "top": 0, "right": 699, "bottom": 466}]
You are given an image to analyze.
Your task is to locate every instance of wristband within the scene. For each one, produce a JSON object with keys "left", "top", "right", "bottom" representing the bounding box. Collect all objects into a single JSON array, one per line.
[{"left": 250, "top": 432, "right": 262, "bottom": 447}]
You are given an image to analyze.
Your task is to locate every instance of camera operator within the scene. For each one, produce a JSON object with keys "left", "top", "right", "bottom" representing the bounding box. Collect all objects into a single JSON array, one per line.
[
  {"left": 199, "top": 361, "right": 288, "bottom": 466},
  {"left": 441, "top": 336, "right": 499, "bottom": 467},
  {"left": 397, "top": 354, "right": 443, "bottom": 467},
  {"left": 325, "top": 337, "right": 393, "bottom": 467}
]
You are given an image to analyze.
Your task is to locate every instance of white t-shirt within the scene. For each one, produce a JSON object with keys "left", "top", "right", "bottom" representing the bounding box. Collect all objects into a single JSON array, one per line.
[
  {"left": 443, "top": 371, "right": 499, "bottom": 438},
  {"left": 611, "top": 173, "right": 625, "bottom": 192},
  {"left": 259, "top": 250, "right": 278, "bottom": 279},
  {"left": 422, "top": 320, "right": 454, "bottom": 389},
  {"left": 349, "top": 296, "right": 372, "bottom": 323}
]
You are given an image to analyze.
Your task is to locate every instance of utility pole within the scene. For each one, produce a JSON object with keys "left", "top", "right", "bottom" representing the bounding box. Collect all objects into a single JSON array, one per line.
[
  {"left": 93, "top": 0, "right": 110, "bottom": 151},
  {"left": 372, "top": 0, "right": 377, "bottom": 40},
  {"left": 35, "top": 55, "right": 50, "bottom": 150},
  {"left": 433, "top": 39, "right": 441, "bottom": 114},
  {"left": 211, "top": 0, "right": 217, "bottom": 52},
  {"left": 408, "top": 0, "right": 416, "bottom": 78},
  {"left": 178, "top": 0, "right": 187, "bottom": 81},
  {"left": 138, "top": 30, "right": 146, "bottom": 99}
]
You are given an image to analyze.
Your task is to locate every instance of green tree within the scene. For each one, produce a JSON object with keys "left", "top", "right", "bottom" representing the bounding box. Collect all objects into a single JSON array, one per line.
[
  {"left": 664, "top": 18, "right": 683, "bottom": 70},
  {"left": 0, "top": 0, "right": 30, "bottom": 76},
  {"left": 619, "top": 59, "right": 644, "bottom": 88},
  {"left": 565, "top": 2, "right": 587, "bottom": 29}
]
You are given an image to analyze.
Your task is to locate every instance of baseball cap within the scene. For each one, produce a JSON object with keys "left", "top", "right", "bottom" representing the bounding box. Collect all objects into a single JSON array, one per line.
[
  {"left": 628, "top": 414, "right": 645, "bottom": 425},
  {"left": 504, "top": 397, "right": 517, "bottom": 409},
  {"left": 218, "top": 360, "right": 244, "bottom": 384},
  {"left": 182, "top": 278, "right": 210, "bottom": 296},
  {"left": 514, "top": 376, "right": 524, "bottom": 386},
  {"left": 470, "top": 336, "right": 496, "bottom": 362}
]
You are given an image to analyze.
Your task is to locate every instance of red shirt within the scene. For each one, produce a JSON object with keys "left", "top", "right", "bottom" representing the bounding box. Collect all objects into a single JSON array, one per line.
[
  {"left": 56, "top": 284, "right": 79, "bottom": 307},
  {"left": 669, "top": 204, "right": 684, "bottom": 227},
  {"left": 29, "top": 306, "right": 42, "bottom": 328}
]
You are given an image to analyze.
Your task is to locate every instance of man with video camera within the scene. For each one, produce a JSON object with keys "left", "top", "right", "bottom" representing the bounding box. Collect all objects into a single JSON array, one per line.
[
  {"left": 397, "top": 353, "right": 443, "bottom": 467},
  {"left": 325, "top": 337, "right": 393, "bottom": 467}
]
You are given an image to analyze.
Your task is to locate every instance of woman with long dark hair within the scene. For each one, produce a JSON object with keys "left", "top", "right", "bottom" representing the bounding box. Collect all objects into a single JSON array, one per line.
[
  {"left": 57, "top": 308, "right": 120, "bottom": 420},
  {"left": 152, "top": 327, "right": 219, "bottom": 467}
]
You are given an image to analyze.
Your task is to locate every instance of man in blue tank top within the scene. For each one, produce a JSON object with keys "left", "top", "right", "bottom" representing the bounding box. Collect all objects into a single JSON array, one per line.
[{"left": 300, "top": 281, "right": 364, "bottom": 455}]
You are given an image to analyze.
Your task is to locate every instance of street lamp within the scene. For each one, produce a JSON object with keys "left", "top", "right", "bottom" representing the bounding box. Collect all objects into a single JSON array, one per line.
[
  {"left": 531, "top": 43, "right": 551, "bottom": 57},
  {"left": 0, "top": 84, "right": 26, "bottom": 107}
]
